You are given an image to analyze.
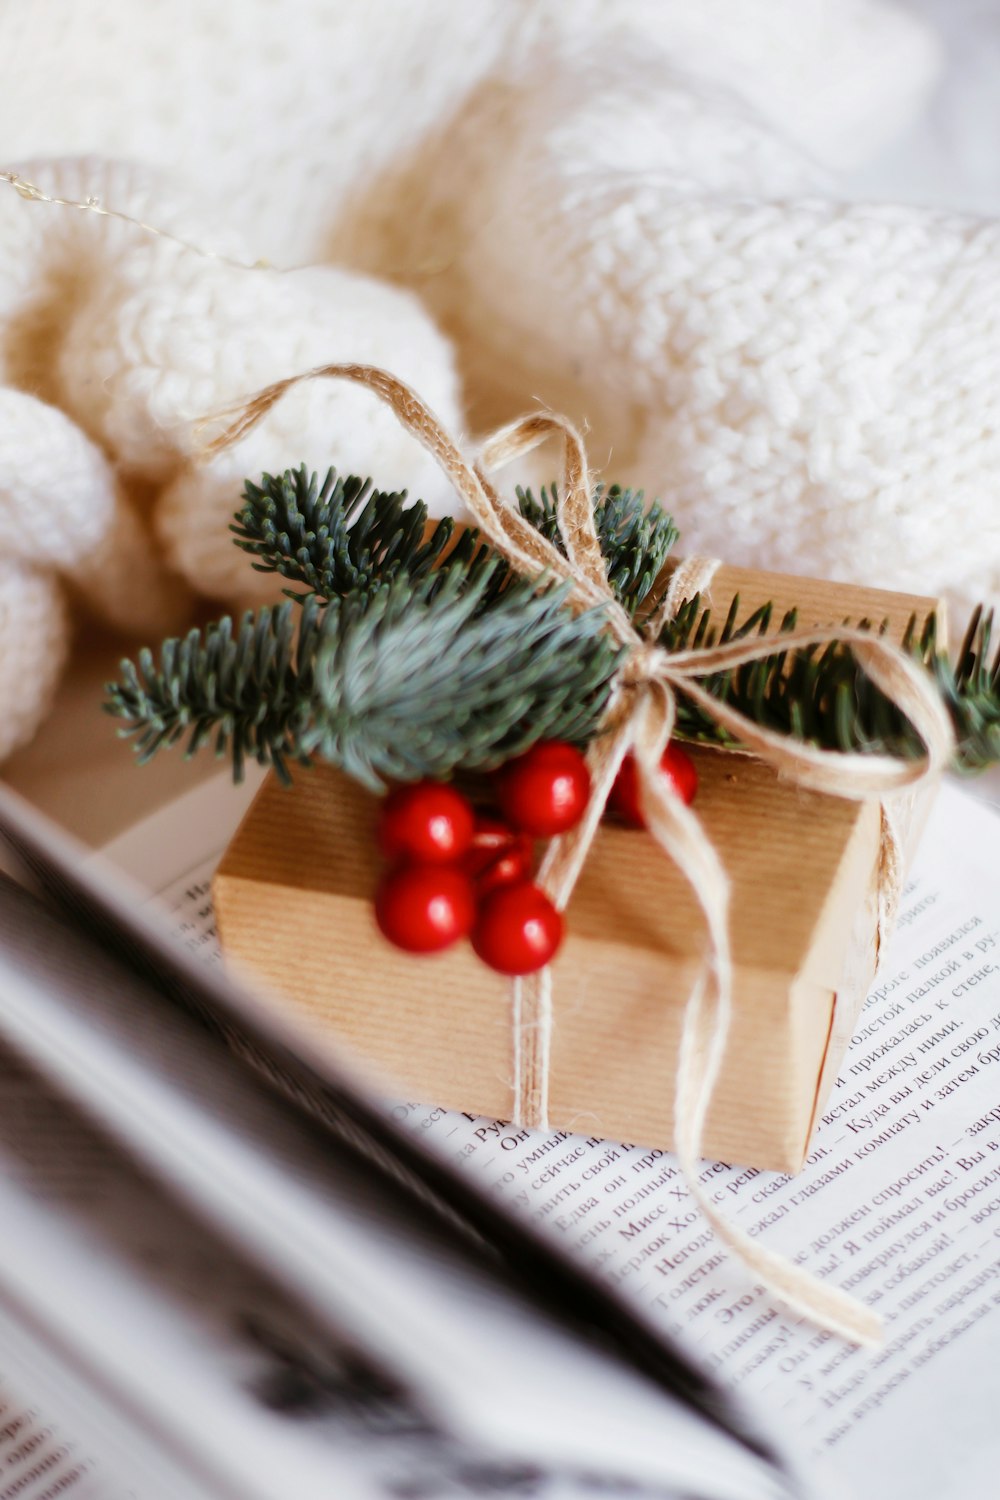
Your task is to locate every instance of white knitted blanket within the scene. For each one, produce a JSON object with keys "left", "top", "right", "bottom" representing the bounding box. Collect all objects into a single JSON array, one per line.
[{"left": 0, "top": 0, "right": 995, "bottom": 757}]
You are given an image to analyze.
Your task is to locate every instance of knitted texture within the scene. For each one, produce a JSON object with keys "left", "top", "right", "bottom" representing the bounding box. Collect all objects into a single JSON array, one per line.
[{"left": 3, "top": 0, "right": 996, "bottom": 756}]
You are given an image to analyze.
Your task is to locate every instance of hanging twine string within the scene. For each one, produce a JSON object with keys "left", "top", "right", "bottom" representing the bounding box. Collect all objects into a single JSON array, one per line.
[{"left": 201, "top": 363, "right": 955, "bottom": 1345}]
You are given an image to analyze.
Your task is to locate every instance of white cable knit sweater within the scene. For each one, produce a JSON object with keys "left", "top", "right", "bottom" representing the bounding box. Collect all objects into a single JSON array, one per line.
[{"left": 1, "top": 0, "right": 995, "bottom": 758}]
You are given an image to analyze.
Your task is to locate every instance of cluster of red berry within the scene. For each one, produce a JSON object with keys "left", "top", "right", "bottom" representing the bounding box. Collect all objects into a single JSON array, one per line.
[{"left": 374, "top": 739, "right": 698, "bottom": 977}]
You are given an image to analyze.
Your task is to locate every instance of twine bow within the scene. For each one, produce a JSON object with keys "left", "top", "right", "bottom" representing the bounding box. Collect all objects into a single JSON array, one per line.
[{"left": 203, "top": 363, "right": 955, "bottom": 1346}]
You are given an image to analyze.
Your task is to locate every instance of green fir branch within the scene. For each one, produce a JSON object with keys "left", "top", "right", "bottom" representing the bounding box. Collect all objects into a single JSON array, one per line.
[
  {"left": 301, "top": 568, "right": 620, "bottom": 790},
  {"left": 105, "top": 599, "right": 334, "bottom": 784},
  {"left": 660, "top": 595, "right": 1000, "bottom": 773},
  {"left": 934, "top": 606, "right": 1000, "bottom": 772},
  {"left": 106, "top": 566, "right": 621, "bottom": 791},
  {"left": 658, "top": 593, "right": 923, "bottom": 759},
  {"left": 106, "top": 461, "right": 1000, "bottom": 786},
  {"left": 232, "top": 466, "right": 459, "bottom": 601},
  {"left": 232, "top": 467, "right": 679, "bottom": 618},
  {"left": 516, "top": 482, "right": 679, "bottom": 617}
]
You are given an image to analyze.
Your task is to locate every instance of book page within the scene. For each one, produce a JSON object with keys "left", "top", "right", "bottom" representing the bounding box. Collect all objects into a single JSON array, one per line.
[
  {"left": 414, "top": 780, "right": 1000, "bottom": 1500},
  {"left": 100, "top": 767, "right": 266, "bottom": 964},
  {"left": 0, "top": 1376, "right": 109, "bottom": 1500},
  {"left": 103, "top": 771, "right": 1000, "bottom": 1500}
]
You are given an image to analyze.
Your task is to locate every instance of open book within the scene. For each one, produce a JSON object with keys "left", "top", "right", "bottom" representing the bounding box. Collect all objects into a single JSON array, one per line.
[{"left": 1, "top": 767, "right": 998, "bottom": 1500}]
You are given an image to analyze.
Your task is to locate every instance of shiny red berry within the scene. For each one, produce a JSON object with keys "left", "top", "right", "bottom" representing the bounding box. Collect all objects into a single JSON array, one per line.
[
  {"left": 462, "top": 816, "right": 534, "bottom": 898},
  {"left": 472, "top": 882, "right": 564, "bottom": 976},
  {"left": 375, "top": 864, "right": 475, "bottom": 954},
  {"left": 379, "top": 782, "right": 475, "bottom": 865},
  {"left": 496, "top": 741, "right": 591, "bottom": 838},
  {"left": 608, "top": 742, "right": 699, "bottom": 827}
]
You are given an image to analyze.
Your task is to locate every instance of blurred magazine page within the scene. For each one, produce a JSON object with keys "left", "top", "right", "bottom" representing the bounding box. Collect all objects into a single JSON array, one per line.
[
  {"left": 100, "top": 771, "right": 1000, "bottom": 1500},
  {"left": 0, "top": 1044, "right": 388, "bottom": 1500},
  {"left": 0, "top": 787, "right": 801, "bottom": 1500}
]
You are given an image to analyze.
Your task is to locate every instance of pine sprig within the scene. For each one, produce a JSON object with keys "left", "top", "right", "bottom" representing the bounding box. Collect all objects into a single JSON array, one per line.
[
  {"left": 106, "top": 461, "right": 1000, "bottom": 785},
  {"left": 107, "top": 568, "right": 621, "bottom": 791},
  {"left": 660, "top": 595, "right": 1000, "bottom": 772},
  {"left": 516, "top": 482, "right": 679, "bottom": 617},
  {"left": 302, "top": 568, "right": 620, "bottom": 789},
  {"left": 233, "top": 467, "right": 679, "bottom": 618},
  {"left": 934, "top": 606, "right": 1000, "bottom": 771},
  {"left": 661, "top": 593, "right": 912, "bottom": 756},
  {"left": 233, "top": 464, "right": 515, "bottom": 611},
  {"left": 106, "top": 600, "right": 334, "bottom": 783}
]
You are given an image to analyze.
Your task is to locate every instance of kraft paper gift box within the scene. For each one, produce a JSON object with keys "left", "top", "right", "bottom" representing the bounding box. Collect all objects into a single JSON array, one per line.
[{"left": 212, "top": 563, "right": 941, "bottom": 1175}]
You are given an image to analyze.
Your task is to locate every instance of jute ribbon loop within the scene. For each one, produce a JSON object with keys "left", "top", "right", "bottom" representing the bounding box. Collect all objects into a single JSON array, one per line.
[{"left": 202, "top": 364, "right": 955, "bottom": 1346}]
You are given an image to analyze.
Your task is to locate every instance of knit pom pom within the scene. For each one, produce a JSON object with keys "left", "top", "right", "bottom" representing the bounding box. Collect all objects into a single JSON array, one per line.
[
  {"left": 0, "top": 389, "right": 115, "bottom": 565},
  {"left": 134, "top": 268, "right": 465, "bottom": 603},
  {"left": 0, "top": 559, "right": 68, "bottom": 760}
]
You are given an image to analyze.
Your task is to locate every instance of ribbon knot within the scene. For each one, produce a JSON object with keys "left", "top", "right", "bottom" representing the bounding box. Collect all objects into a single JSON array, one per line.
[
  {"left": 621, "top": 641, "right": 674, "bottom": 687},
  {"left": 202, "top": 362, "right": 955, "bottom": 1346}
]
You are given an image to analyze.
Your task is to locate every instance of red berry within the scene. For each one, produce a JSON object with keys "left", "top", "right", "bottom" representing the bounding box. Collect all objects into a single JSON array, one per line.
[
  {"left": 379, "top": 782, "right": 474, "bottom": 864},
  {"left": 496, "top": 741, "right": 591, "bottom": 838},
  {"left": 472, "top": 882, "right": 564, "bottom": 976},
  {"left": 375, "top": 864, "right": 475, "bottom": 954},
  {"left": 608, "top": 742, "right": 699, "bottom": 827},
  {"left": 462, "top": 816, "right": 534, "bottom": 897}
]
